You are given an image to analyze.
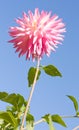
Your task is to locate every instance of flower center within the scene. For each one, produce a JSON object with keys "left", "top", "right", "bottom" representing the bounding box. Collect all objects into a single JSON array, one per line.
[{"left": 32, "top": 21, "right": 37, "bottom": 31}]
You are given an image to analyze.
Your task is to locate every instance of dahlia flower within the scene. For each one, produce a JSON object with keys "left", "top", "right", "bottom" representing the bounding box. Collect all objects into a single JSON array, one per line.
[{"left": 9, "top": 8, "right": 66, "bottom": 60}]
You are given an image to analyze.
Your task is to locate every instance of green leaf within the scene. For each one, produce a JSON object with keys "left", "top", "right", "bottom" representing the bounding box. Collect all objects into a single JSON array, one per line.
[
  {"left": 0, "top": 111, "right": 18, "bottom": 127},
  {"left": 0, "top": 92, "right": 25, "bottom": 111},
  {"left": 51, "top": 114, "right": 67, "bottom": 127},
  {"left": 16, "top": 94, "right": 25, "bottom": 109},
  {"left": 43, "top": 114, "right": 66, "bottom": 127},
  {"left": 67, "top": 95, "right": 78, "bottom": 112},
  {"left": 28, "top": 67, "right": 41, "bottom": 87},
  {"left": 42, "top": 65, "right": 62, "bottom": 77},
  {"left": 26, "top": 113, "right": 34, "bottom": 122},
  {"left": 42, "top": 114, "right": 50, "bottom": 123}
]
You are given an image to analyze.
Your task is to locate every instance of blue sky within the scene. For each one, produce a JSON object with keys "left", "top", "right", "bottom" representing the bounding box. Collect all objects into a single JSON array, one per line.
[{"left": 0, "top": 0, "right": 79, "bottom": 130}]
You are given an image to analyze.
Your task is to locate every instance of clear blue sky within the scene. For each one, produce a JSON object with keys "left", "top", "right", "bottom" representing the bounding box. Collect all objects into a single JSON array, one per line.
[{"left": 0, "top": 0, "right": 79, "bottom": 130}]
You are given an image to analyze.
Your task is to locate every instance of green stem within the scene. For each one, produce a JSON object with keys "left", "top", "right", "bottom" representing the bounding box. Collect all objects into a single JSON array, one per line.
[
  {"left": 20, "top": 58, "right": 40, "bottom": 130},
  {"left": 48, "top": 115, "right": 55, "bottom": 130},
  {"left": 5, "top": 123, "right": 11, "bottom": 128}
]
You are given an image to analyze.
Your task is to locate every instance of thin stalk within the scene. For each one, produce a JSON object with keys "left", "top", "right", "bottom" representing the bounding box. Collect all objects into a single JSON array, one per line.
[
  {"left": 73, "top": 125, "right": 79, "bottom": 130},
  {"left": 34, "top": 118, "right": 45, "bottom": 125},
  {"left": 20, "top": 58, "right": 40, "bottom": 130},
  {"left": 61, "top": 115, "right": 76, "bottom": 118},
  {"left": 34, "top": 115, "right": 77, "bottom": 126}
]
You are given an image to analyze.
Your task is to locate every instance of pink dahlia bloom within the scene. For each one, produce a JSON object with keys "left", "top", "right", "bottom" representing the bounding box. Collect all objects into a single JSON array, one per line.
[{"left": 9, "top": 8, "right": 66, "bottom": 60}]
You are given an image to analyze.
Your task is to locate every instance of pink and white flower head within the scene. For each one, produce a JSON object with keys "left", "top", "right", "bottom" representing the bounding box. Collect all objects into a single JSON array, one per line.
[{"left": 9, "top": 8, "right": 66, "bottom": 60}]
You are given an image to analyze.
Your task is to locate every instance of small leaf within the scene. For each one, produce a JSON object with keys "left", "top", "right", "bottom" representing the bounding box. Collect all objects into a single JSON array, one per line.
[
  {"left": 0, "top": 111, "right": 18, "bottom": 127},
  {"left": 28, "top": 67, "right": 41, "bottom": 87},
  {"left": 42, "top": 114, "right": 50, "bottom": 123},
  {"left": 26, "top": 113, "right": 34, "bottom": 122},
  {"left": 51, "top": 114, "right": 67, "bottom": 127},
  {"left": 43, "top": 114, "right": 66, "bottom": 127},
  {"left": 42, "top": 65, "right": 62, "bottom": 77},
  {"left": 67, "top": 95, "right": 78, "bottom": 112}
]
